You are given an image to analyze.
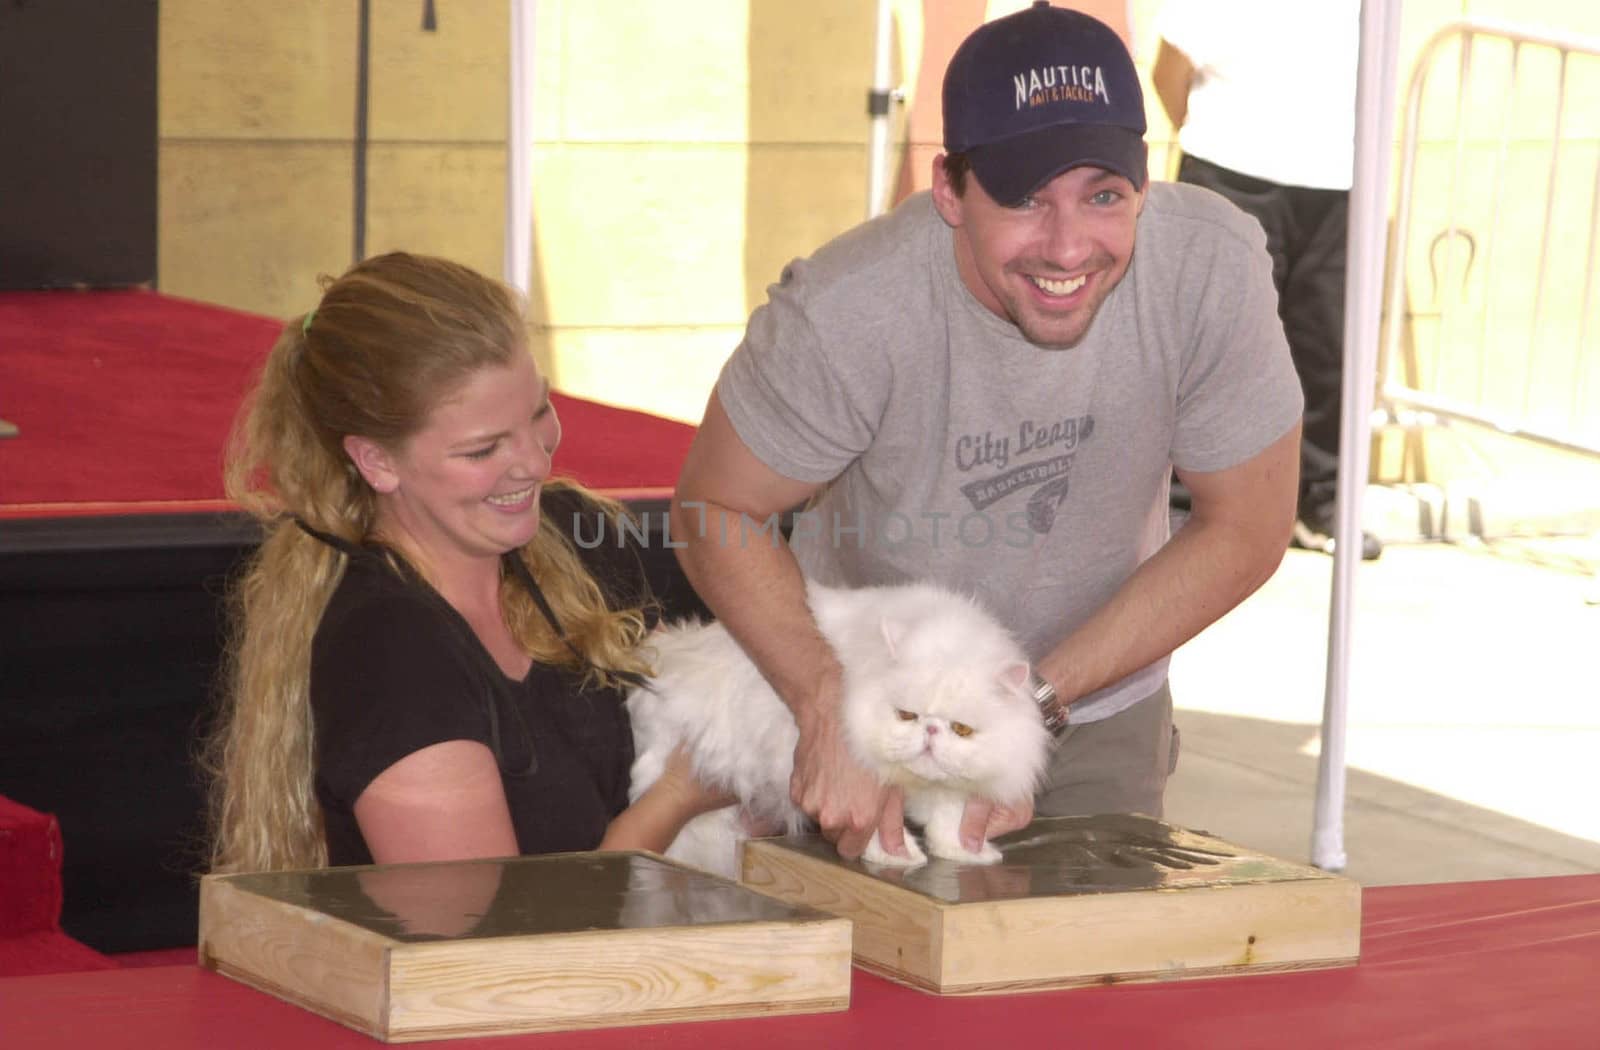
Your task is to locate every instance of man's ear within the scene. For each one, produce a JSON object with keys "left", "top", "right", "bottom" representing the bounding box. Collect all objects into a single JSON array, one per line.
[
  {"left": 343, "top": 434, "right": 400, "bottom": 494},
  {"left": 930, "top": 152, "right": 965, "bottom": 228}
]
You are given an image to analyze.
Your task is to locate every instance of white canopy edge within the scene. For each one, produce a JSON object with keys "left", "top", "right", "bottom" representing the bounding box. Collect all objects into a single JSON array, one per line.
[
  {"left": 1312, "top": 0, "right": 1404, "bottom": 872},
  {"left": 505, "top": 0, "right": 536, "bottom": 296}
]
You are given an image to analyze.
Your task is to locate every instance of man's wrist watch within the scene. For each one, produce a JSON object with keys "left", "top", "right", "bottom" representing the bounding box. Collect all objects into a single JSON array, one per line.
[{"left": 1030, "top": 671, "right": 1069, "bottom": 737}]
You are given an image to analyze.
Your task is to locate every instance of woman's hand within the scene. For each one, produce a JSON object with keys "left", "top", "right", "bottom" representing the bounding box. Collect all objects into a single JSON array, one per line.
[
  {"left": 598, "top": 746, "right": 735, "bottom": 853},
  {"left": 651, "top": 746, "right": 736, "bottom": 817}
]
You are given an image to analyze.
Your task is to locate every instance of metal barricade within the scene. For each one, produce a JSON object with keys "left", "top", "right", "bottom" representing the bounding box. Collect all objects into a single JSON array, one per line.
[{"left": 1379, "top": 17, "right": 1600, "bottom": 467}]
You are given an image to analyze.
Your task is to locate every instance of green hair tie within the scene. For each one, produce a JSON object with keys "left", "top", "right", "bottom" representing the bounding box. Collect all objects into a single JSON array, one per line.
[{"left": 301, "top": 309, "right": 316, "bottom": 336}]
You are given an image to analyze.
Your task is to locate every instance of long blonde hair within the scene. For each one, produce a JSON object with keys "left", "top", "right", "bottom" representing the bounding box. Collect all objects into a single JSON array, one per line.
[{"left": 202, "top": 252, "right": 650, "bottom": 874}]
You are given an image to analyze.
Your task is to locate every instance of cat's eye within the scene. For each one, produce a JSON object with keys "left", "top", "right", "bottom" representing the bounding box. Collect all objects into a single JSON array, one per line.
[
  {"left": 950, "top": 721, "right": 974, "bottom": 737},
  {"left": 895, "top": 709, "right": 918, "bottom": 722}
]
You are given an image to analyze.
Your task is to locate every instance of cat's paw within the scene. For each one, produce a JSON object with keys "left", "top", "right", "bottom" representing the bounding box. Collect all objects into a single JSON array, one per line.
[
  {"left": 925, "top": 835, "right": 1002, "bottom": 866},
  {"left": 861, "top": 832, "right": 927, "bottom": 869}
]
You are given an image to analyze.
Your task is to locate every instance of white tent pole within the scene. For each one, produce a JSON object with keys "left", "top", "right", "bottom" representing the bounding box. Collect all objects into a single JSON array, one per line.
[
  {"left": 505, "top": 0, "right": 536, "bottom": 296},
  {"left": 866, "top": 0, "right": 895, "bottom": 219},
  {"left": 1312, "top": 0, "right": 1404, "bottom": 872}
]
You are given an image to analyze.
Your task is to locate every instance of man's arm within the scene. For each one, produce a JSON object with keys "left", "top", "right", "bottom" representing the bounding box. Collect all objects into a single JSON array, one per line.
[
  {"left": 959, "top": 427, "right": 1296, "bottom": 849},
  {"left": 1152, "top": 39, "right": 1195, "bottom": 131},
  {"left": 1033, "top": 423, "right": 1300, "bottom": 707},
  {"left": 670, "top": 391, "right": 907, "bottom": 859}
]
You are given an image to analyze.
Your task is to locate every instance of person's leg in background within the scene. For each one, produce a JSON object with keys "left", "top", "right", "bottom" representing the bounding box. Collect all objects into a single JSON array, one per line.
[
  {"left": 1175, "top": 156, "right": 1380, "bottom": 560},
  {"left": 1170, "top": 154, "right": 1290, "bottom": 517},
  {"left": 1279, "top": 185, "right": 1381, "bottom": 560}
]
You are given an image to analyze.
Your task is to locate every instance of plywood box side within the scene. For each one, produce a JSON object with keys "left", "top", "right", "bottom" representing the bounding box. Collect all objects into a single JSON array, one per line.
[
  {"left": 198, "top": 876, "right": 394, "bottom": 1037},
  {"left": 742, "top": 842, "right": 943, "bottom": 980},
  {"left": 381, "top": 920, "right": 851, "bottom": 1040},
  {"left": 937, "top": 878, "right": 1361, "bottom": 992}
]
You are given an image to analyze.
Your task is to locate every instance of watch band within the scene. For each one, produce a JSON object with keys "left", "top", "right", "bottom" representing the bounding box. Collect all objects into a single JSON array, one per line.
[{"left": 1030, "top": 671, "right": 1069, "bottom": 737}]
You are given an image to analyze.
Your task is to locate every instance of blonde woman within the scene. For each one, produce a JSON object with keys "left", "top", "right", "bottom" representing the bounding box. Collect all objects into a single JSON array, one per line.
[{"left": 204, "top": 252, "right": 725, "bottom": 873}]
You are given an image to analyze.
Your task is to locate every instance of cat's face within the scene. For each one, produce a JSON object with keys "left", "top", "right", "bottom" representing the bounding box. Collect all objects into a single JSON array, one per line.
[
  {"left": 842, "top": 612, "right": 1050, "bottom": 803},
  {"left": 859, "top": 668, "right": 1031, "bottom": 785}
]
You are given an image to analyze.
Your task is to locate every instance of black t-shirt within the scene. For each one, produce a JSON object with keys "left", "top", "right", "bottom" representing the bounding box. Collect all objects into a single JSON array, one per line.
[{"left": 310, "top": 488, "right": 651, "bottom": 867}]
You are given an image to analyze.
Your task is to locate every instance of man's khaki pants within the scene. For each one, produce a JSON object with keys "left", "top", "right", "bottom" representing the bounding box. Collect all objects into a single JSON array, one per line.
[{"left": 1035, "top": 681, "right": 1180, "bottom": 818}]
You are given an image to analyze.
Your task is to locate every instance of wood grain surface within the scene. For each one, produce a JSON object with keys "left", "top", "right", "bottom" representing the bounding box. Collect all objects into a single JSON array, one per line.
[
  {"left": 199, "top": 851, "right": 851, "bottom": 1041},
  {"left": 742, "top": 815, "right": 1361, "bottom": 995}
]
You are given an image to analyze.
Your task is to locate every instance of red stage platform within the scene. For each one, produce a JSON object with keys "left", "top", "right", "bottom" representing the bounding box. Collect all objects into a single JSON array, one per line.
[
  {"left": 0, "top": 796, "right": 116, "bottom": 978},
  {"left": 1, "top": 875, "right": 1596, "bottom": 1048},
  {"left": 0, "top": 288, "right": 695, "bottom": 517}
]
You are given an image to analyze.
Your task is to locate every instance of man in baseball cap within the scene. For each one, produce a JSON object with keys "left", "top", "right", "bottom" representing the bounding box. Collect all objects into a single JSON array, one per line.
[{"left": 673, "top": 3, "right": 1303, "bottom": 865}]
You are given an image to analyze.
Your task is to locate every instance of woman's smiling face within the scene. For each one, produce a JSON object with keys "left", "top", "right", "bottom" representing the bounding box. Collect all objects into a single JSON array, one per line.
[{"left": 356, "top": 349, "right": 560, "bottom": 569}]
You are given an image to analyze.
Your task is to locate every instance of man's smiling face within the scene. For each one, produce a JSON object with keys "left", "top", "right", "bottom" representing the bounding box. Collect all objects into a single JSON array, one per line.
[{"left": 933, "top": 160, "right": 1145, "bottom": 350}]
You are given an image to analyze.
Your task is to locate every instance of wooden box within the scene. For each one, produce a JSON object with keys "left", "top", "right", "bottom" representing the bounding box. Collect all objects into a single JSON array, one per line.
[
  {"left": 740, "top": 814, "right": 1360, "bottom": 995},
  {"left": 199, "top": 851, "right": 851, "bottom": 1041}
]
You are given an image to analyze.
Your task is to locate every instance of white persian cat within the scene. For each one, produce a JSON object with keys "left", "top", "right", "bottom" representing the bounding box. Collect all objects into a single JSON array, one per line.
[{"left": 625, "top": 581, "right": 1052, "bottom": 879}]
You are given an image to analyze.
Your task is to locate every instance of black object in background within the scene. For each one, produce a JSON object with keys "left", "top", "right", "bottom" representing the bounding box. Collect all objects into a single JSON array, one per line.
[
  {"left": 0, "top": 501, "right": 709, "bottom": 953},
  {"left": 0, "top": 0, "right": 158, "bottom": 289}
]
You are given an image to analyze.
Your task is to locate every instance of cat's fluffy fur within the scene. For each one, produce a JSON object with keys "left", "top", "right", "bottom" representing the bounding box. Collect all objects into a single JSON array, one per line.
[{"left": 626, "top": 581, "right": 1052, "bottom": 879}]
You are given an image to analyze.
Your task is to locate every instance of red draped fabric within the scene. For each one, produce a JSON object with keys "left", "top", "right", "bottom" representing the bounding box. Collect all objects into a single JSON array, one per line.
[
  {"left": 0, "top": 290, "right": 694, "bottom": 517},
  {"left": 0, "top": 796, "right": 116, "bottom": 977}
]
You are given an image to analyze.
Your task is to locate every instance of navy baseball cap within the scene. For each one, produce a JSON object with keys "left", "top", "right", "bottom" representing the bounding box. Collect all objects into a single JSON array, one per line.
[{"left": 943, "top": 1, "right": 1148, "bottom": 204}]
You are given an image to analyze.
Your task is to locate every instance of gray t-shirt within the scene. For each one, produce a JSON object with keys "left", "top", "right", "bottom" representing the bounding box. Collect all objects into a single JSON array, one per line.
[{"left": 717, "top": 183, "right": 1303, "bottom": 723}]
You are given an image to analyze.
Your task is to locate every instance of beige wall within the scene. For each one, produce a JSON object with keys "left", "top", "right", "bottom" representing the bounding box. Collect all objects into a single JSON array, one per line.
[
  {"left": 158, "top": 0, "right": 1599, "bottom": 498},
  {"left": 159, "top": 0, "right": 508, "bottom": 322},
  {"left": 157, "top": 0, "right": 903, "bottom": 424},
  {"left": 526, "top": 0, "right": 894, "bottom": 421}
]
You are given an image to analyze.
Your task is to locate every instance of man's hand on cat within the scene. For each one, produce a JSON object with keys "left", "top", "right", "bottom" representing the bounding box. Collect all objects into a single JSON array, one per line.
[
  {"left": 791, "top": 703, "right": 912, "bottom": 861},
  {"left": 959, "top": 796, "right": 1034, "bottom": 854}
]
